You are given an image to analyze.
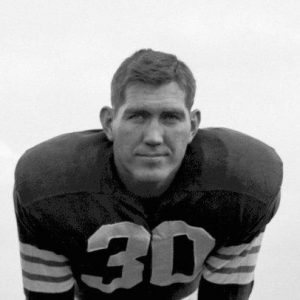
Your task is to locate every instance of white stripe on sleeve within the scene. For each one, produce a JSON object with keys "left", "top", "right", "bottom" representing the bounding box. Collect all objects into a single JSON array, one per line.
[
  {"left": 202, "top": 232, "right": 264, "bottom": 285},
  {"left": 20, "top": 243, "right": 69, "bottom": 262},
  {"left": 20, "top": 242, "right": 74, "bottom": 293}
]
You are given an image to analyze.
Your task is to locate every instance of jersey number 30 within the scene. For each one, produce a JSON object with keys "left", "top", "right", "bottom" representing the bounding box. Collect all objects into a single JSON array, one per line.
[{"left": 81, "top": 221, "right": 215, "bottom": 293}]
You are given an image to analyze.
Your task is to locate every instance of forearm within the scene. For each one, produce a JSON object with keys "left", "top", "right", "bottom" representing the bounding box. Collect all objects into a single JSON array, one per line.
[
  {"left": 24, "top": 288, "right": 74, "bottom": 300},
  {"left": 198, "top": 277, "right": 253, "bottom": 300}
]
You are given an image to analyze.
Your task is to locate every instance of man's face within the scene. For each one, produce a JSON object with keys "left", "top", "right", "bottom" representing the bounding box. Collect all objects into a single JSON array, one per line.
[{"left": 107, "top": 81, "right": 199, "bottom": 188}]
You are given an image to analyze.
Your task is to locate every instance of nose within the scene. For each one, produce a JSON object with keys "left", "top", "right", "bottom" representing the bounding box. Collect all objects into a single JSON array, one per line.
[{"left": 143, "top": 119, "right": 164, "bottom": 146}]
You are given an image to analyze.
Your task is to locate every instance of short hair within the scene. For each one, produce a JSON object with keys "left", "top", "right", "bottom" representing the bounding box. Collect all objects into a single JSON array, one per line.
[{"left": 111, "top": 49, "right": 196, "bottom": 111}]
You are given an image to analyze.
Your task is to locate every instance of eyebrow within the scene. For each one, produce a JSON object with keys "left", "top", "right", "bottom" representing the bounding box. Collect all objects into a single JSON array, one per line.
[
  {"left": 161, "top": 110, "right": 186, "bottom": 118},
  {"left": 123, "top": 108, "right": 149, "bottom": 115},
  {"left": 123, "top": 107, "right": 186, "bottom": 116}
]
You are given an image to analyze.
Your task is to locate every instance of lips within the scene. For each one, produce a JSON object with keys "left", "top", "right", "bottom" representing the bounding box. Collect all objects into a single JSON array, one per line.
[
  {"left": 138, "top": 155, "right": 165, "bottom": 157},
  {"left": 136, "top": 153, "right": 168, "bottom": 157}
]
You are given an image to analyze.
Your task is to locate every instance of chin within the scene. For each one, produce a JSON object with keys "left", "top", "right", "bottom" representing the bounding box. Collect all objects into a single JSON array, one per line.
[{"left": 133, "top": 170, "right": 171, "bottom": 184}]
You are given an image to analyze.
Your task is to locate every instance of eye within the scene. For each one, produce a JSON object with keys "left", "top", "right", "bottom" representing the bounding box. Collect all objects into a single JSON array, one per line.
[
  {"left": 162, "top": 113, "right": 181, "bottom": 122},
  {"left": 127, "top": 112, "right": 146, "bottom": 122}
]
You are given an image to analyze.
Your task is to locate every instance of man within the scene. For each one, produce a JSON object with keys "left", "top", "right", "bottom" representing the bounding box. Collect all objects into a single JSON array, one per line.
[{"left": 14, "top": 49, "right": 283, "bottom": 299}]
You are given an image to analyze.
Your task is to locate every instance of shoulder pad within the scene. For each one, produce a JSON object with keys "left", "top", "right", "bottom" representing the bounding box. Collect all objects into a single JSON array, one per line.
[
  {"left": 14, "top": 130, "right": 112, "bottom": 206},
  {"left": 184, "top": 128, "right": 283, "bottom": 203}
]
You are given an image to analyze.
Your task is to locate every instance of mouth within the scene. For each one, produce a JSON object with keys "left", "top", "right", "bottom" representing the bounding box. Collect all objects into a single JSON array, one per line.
[{"left": 136, "top": 153, "right": 168, "bottom": 158}]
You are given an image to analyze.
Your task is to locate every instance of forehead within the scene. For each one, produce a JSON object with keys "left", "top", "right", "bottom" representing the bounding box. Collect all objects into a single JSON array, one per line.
[{"left": 123, "top": 82, "right": 186, "bottom": 110}]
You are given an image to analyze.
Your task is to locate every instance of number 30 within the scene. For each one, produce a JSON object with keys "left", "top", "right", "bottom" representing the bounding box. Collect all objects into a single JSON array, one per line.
[{"left": 81, "top": 221, "right": 215, "bottom": 293}]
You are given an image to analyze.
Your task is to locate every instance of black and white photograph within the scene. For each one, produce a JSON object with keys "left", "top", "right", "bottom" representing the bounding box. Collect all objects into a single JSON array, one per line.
[{"left": 0, "top": 1, "right": 298, "bottom": 299}]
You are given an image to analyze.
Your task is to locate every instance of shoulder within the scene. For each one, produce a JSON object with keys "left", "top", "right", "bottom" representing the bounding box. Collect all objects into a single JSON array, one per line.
[
  {"left": 14, "top": 130, "right": 113, "bottom": 206},
  {"left": 184, "top": 127, "right": 283, "bottom": 203}
]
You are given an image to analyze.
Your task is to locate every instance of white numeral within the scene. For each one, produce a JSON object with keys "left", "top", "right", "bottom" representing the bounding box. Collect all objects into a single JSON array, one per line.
[
  {"left": 151, "top": 221, "right": 215, "bottom": 286},
  {"left": 81, "top": 222, "right": 150, "bottom": 293},
  {"left": 81, "top": 221, "right": 215, "bottom": 293}
]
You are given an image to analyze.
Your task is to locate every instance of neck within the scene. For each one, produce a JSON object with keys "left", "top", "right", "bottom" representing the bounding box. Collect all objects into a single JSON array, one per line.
[{"left": 120, "top": 175, "right": 175, "bottom": 198}]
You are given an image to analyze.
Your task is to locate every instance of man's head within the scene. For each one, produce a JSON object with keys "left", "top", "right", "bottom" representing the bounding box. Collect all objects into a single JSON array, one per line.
[
  {"left": 111, "top": 49, "right": 196, "bottom": 111},
  {"left": 101, "top": 49, "right": 200, "bottom": 197}
]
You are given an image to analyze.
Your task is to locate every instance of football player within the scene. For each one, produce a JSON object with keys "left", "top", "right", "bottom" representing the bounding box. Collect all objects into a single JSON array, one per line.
[{"left": 14, "top": 49, "right": 283, "bottom": 299}]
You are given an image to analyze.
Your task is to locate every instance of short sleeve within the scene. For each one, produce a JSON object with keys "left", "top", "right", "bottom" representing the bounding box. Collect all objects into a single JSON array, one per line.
[
  {"left": 194, "top": 232, "right": 263, "bottom": 299},
  {"left": 195, "top": 185, "right": 282, "bottom": 300},
  {"left": 202, "top": 231, "right": 263, "bottom": 285},
  {"left": 197, "top": 189, "right": 281, "bottom": 299},
  {"left": 14, "top": 187, "right": 75, "bottom": 299}
]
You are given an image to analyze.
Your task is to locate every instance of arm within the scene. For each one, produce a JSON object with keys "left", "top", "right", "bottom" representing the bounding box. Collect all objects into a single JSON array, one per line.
[
  {"left": 198, "top": 232, "right": 263, "bottom": 300},
  {"left": 198, "top": 279, "right": 253, "bottom": 300},
  {"left": 14, "top": 188, "right": 75, "bottom": 300},
  {"left": 20, "top": 242, "right": 75, "bottom": 299}
]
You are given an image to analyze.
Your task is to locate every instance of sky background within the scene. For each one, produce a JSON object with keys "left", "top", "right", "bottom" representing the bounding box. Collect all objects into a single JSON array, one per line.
[{"left": 1, "top": 1, "right": 299, "bottom": 299}]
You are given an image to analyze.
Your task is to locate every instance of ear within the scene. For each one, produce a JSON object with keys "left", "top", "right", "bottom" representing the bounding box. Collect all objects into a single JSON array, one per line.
[
  {"left": 188, "top": 109, "right": 201, "bottom": 143},
  {"left": 100, "top": 106, "right": 114, "bottom": 141}
]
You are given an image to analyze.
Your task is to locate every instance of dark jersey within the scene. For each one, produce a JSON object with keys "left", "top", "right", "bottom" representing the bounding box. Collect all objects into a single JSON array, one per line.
[{"left": 14, "top": 128, "right": 283, "bottom": 300}]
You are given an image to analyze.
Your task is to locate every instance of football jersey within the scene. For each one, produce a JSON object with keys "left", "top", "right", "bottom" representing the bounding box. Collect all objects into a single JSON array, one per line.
[{"left": 13, "top": 128, "right": 283, "bottom": 300}]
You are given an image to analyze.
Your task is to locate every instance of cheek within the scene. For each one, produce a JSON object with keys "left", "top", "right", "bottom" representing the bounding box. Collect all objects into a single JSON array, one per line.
[
  {"left": 167, "top": 128, "right": 191, "bottom": 150},
  {"left": 113, "top": 124, "right": 131, "bottom": 141},
  {"left": 113, "top": 126, "right": 140, "bottom": 152}
]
